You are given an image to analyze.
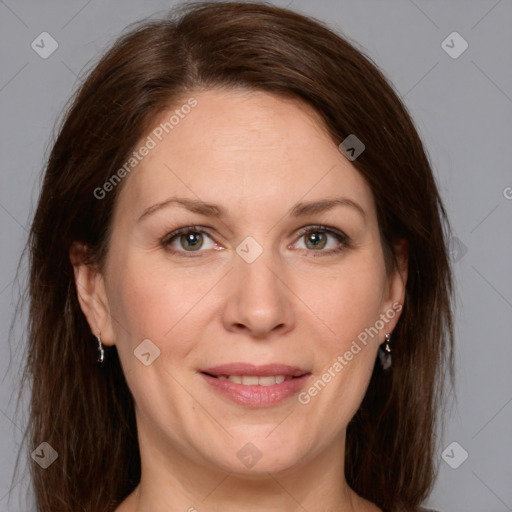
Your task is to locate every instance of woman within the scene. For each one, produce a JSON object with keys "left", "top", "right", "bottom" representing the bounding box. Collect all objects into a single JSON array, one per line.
[{"left": 22, "top": 2, "right": 453, "bottom": 511}]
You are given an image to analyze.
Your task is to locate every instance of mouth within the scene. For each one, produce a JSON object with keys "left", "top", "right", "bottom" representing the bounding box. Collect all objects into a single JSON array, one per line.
[
  {"left": 202, "top": 374, "right": 297, "bottom": 385},
  {"left": 199, "top": 363, "right": 311, "bottom": 407}
]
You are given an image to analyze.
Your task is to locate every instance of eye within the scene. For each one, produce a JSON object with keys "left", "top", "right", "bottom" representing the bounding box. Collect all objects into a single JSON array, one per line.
[
  {"left": 161, "top": 226, "right": 219, "bottom": 255},
  {"left": 292, "top": 225, "right": 350, "bottom": 256},
  {"left": 161, "top": 224, "right": 350, "bottom": 258}
]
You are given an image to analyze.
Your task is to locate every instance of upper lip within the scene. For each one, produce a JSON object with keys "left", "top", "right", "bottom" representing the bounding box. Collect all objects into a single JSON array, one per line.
[{"left": 200, "top": 363, "right": 310, "bottom": 377}]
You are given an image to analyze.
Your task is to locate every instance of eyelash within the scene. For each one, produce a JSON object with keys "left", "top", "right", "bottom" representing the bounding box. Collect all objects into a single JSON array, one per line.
[{"left": 160, "top": 225, "right": 350, "bottom": 258}]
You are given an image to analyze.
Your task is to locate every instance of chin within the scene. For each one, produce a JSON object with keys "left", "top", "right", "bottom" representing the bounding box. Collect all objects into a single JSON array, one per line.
[{"left": 200, "top": 433, "right": 309, "bottom": 476}]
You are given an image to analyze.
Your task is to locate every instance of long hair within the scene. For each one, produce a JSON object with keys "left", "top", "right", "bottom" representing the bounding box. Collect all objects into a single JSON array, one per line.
[{"left": 18, "top": 2, "right": 454, "bottom": 511}]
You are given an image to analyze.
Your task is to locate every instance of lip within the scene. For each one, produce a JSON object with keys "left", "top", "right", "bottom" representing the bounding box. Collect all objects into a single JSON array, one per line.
[
  {"left": 200, "top": 363, "right": 309, "bottom": 377},
  {"left": 199, "top": 363, "right": 311, "bottom": 408}
]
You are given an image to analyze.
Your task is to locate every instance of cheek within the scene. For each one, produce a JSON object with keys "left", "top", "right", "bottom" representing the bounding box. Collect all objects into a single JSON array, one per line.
[
  {"left": 106, "top": 253, "right": 213, "bottom": 357},
  {"left": 308, "top": 258, "right": 387, "bottom": 347},
  {"left": 105, "top": 258, "right": 204, "bottom": 425},
  {"left": 301, "top": 252, "right": 387, "bottom": 413},
  {"left": 296, "top": 271, "right": 385, "bottom": 436}
]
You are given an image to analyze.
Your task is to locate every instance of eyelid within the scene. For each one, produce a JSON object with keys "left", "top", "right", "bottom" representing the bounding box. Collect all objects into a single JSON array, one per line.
[
  {"left": 293, "top": 225, "right": 348, "bottom": 243},
  {"left": 160, "top": 225, "right": 219, "bottom": 255},
  {"left": 290, "top": 225, "right": 350, "bottom": 255}
]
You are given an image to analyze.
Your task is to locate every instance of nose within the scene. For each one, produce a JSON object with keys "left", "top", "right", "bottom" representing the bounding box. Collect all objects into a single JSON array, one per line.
[{"left": 221, "top": 244, "right": 295, "bottom": 339}]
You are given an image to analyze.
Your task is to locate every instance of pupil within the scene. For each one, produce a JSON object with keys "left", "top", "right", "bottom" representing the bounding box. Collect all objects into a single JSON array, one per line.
[
  {"left": 306, "top": 232, "right": 326, "bottom": 250},
  {"left": 181, "top": 232, "right": 203, "bottom": 251}
]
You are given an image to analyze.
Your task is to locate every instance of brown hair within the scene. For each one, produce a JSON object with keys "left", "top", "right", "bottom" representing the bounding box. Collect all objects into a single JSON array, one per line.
[{"left": 16, "top": 2, "right": 454, "bottom": 511}]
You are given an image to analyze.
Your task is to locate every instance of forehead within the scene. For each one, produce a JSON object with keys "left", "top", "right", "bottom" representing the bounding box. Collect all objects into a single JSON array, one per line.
[{"left": 115, "top": 88, "right": 376, "bottom": 222}]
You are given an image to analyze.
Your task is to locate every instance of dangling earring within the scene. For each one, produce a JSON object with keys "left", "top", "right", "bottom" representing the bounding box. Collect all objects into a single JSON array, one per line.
[
  {"left": 378, "top": 333, "right": 392, "bottom": 370},
  {"left": 96, "top": 334, "right": 105, "bottom": 364}
]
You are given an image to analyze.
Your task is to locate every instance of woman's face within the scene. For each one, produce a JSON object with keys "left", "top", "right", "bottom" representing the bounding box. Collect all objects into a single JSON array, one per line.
[{"left": 76, "top": 88, "right": 407, "bottom": 478}]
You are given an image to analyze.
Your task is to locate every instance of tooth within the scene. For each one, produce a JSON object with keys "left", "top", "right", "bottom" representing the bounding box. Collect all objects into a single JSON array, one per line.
[
  {"left": 258, "top": 376, "right": 276, "bottom": 386},
  {"left": 241, "top": 376, "right": 259, "bottom": 385},
  {"left": 221, "top": 375, "right": 291, "bottom": 385}
]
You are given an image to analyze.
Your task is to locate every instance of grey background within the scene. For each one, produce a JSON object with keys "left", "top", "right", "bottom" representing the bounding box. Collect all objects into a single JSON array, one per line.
[{"left": 1, "top": 0, "right": 511, "bottom": 511}]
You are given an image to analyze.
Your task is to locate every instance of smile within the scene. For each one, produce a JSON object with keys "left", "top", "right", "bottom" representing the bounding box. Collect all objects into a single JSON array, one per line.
[{"left": 199, "top": 363, "right": 311, "bottom": 407}]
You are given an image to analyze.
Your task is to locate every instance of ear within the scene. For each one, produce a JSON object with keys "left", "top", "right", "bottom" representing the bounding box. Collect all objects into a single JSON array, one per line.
[
  {"left": 381, "top": 236, "right": 408, "bottom": 331},
  {"left": 69, "top": 242, "right": 116, "bottom": 346}
]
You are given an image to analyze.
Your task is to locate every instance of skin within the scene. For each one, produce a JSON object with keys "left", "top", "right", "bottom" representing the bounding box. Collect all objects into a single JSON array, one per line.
[{"left": 71, "top": 88, "right": 408, "bottom": 512}]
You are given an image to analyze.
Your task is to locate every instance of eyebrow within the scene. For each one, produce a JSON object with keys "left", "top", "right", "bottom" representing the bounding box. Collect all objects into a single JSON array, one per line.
[{"left": 137, "top": 196, "right": 366, "bottom": 223}]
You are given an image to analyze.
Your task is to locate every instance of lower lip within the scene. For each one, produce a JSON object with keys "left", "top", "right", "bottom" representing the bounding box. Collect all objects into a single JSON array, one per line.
[{"left": 200, "top": 373, "right": 311, "bottom": 407}]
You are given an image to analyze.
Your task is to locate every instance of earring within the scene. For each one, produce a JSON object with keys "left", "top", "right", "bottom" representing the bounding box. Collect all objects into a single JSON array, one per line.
[
  {"left": 96, "top": 334, "right": 105, "bottom": 364},
  {"left": 378, "top": 333, "right": 392, "bottom": 370}
]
